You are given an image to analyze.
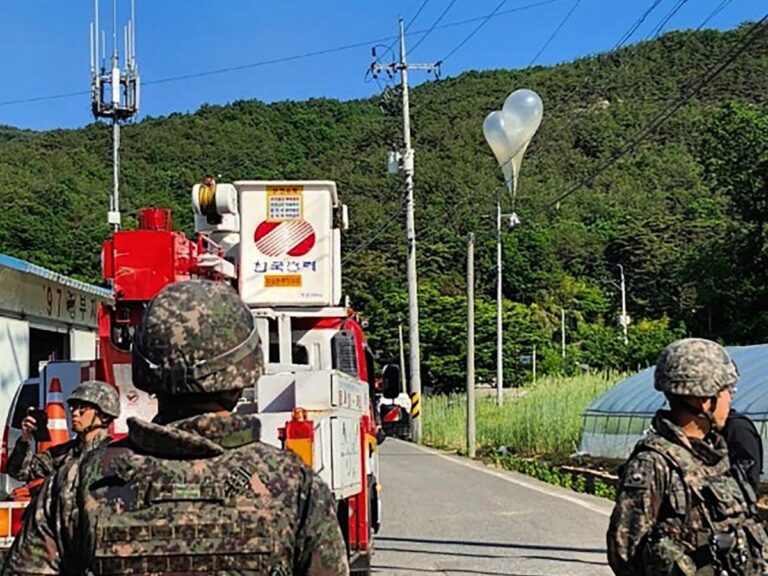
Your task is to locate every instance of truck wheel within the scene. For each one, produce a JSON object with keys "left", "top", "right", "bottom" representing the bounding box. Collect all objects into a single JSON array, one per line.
[{"left": 368, "top": 474, "right": 381, "bottom": 534}]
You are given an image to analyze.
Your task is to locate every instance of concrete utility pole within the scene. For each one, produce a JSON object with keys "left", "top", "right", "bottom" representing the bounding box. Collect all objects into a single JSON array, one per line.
[
  {"left": 492, "top": 209, "right": 519, "bottom": 405},
  {"left": 371, "top": 20, "right": 438, "bottom": 444},
  {"left": 496, "top": 200, "right": 503, "bottom": 405},
  {"left": 618, "top": 264, "right": 628, "bottom": 346},
  {"left": 398, "top": 319, "right": 407, "bottom": 394},
  {"left": 561, "top": 308, "right": 566, "bottom": 359},
  {"left": 466, "top": 233, "right": 476, "bottom": 458}
]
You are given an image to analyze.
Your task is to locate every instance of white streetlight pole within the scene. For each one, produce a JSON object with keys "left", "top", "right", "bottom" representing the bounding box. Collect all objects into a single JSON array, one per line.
[
  {"left": 496, "top": 199, "right": 503, "bottom": 405},
  {"left": 618, "top": 264, "right": 628, "bottom": 346}
]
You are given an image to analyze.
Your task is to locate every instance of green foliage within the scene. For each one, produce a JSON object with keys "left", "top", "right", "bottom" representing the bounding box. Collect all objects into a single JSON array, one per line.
[
  {"left": 594, "top": 477, "right": 617, "bottom": 500},
  {"left": 486, "top": 453, "right": 615, "bottom": 500},
  {"left": 691, "top": 102, "right": 768, "bottom": 341},
  {"left": 423, "top": 373, "right": 619, "bottom": 457},
  {"left": 0, "top": 27, "right": 767, "bottom": 389},
  {"left": 424, "top": 374, "right": 620, "bottom": 498},
  {"left": 573, "top": 316, "right": 685, "bottom": 372}
]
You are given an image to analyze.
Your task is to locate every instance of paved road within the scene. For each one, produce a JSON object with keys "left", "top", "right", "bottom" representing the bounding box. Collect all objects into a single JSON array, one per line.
[{"left": 372, "top": 440, "right": 615, "bottom": 576}]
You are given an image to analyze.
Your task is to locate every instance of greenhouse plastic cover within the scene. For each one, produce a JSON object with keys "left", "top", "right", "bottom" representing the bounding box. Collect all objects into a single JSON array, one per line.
[
  {"left": 585, "top": 344, "right": 768, "bottom": 417},
  {"left": 580, "top": 344, "right": 768, "bottom": 466}
]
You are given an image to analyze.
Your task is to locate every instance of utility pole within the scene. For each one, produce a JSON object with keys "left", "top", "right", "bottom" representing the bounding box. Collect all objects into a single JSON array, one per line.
[
  {"left": 493, "top": 209, "right": 519, "bottom": 405},
  {"left": 496, "top": 200, "right": 503, "bottom": 405},
  {"left": 91, "top": 0, "right": 140, "bottom": 231},
  {"left": 561, "top": 308, "right": 566, "bottom": 359},
  {"left": 618, "top": 264, "right": 629, "bottom": 346},
  {"left": 398, "top": 318, "right": 407, "bottom": 394},
  {"left": 371, "top": 20, "right": 438, "bottom": 444},
  {"left": 466, "top": 233, "right": 476, "bottom": 458}
]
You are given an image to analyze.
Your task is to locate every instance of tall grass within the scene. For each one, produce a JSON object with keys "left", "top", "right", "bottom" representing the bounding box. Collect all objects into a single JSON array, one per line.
[{"left": 423, "top": 373, "right": 621, "bottom": 458}]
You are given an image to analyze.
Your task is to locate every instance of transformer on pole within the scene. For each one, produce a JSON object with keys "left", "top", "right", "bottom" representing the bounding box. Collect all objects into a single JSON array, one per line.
[{"left": 90, "top": 0, "right": 140, "bottom": 231}]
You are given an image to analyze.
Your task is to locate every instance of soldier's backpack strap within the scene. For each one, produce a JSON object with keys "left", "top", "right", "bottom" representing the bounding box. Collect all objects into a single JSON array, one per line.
[
  {"left": 292, "top": 466, "right": 316, "bottom": 569},
  {"left": 633, "top": 436, "right": 758, "bottom": 575},
  {"left": 628, "top": 435, "right": 693, "bottom": 518}
]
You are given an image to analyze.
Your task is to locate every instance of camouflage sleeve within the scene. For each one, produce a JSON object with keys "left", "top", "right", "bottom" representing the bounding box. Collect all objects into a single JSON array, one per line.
[
  {"left": 1, "top": 458, "right": 80, "bottom": 575},
  {"left": 607, "top": 451, "right": 670, "bottom": 576},
  {"left": 19, "top": 451, "right": 58, "bottom": 484},
  {"left": 293, "top": 470, "right": 350, "bottom": 576},
  {"left": 6, "top": 439, "right": 34, "bottom": 482},
  {"left": 6, "top": 440, "right": 70, "bottom": 484}
]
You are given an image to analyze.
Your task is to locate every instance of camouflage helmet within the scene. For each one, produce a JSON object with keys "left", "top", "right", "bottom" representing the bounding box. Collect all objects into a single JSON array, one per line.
[
  {"left": 654, "top": 338, "right": 739, "bottom": 397},
  {"left": 67, "top": 380, "right": 120, "bottom": 420},
  {"left": 132, "top": 280, "right": 263, "bottom": 396}
]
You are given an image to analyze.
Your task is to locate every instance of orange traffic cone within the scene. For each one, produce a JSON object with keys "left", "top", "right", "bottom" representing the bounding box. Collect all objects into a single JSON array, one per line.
[{"left": 38, "top": 377, "right": 70, "bottom": 453}]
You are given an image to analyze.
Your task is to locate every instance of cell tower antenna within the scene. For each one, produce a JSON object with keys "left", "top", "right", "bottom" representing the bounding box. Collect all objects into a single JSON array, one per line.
[
  {"left": 112, "top": 0, "right": 118, "bottom": 64},
  {"left": 90, "top": 0, "right": 140, "bottom": 231}
]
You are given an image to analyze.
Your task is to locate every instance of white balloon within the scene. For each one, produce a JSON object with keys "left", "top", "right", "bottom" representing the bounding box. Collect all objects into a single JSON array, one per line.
[
  {"left": 483, "top": 88, "right": 543, "bottom": 193},
  {"left": 483, "top": 111, "right": 513, "bottom": 169},
  {"left": 502, "top": 89, "right": 543, "bottom": 144}
]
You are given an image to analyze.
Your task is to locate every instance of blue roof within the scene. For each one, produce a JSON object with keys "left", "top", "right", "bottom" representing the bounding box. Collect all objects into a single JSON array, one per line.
[
  {"left": 585, "top": 344, "right": 768, "bottom": 419},
  {"left": 0, "top": 254, "right": 112, "bottom": 299}
]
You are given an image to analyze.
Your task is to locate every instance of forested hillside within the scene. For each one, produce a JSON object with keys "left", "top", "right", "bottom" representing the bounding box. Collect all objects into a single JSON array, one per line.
[{"left": 1, "top": 24, "right": 767, "bottom": 391}]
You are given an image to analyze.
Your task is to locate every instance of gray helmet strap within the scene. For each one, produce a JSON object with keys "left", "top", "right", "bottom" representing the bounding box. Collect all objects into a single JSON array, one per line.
[
  {"left": 676, "top": 395, "right": 718, "bottom": 429},
  {"left": 74, "top": 406, "right": 112, "bottom": 437}
]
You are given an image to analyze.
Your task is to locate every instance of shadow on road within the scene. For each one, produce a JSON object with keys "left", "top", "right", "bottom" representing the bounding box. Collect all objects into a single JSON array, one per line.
[
  {"left": 375, "top": 546, "right": 512, "bottom": 560},
  {"left": 372, "top": 566, "right": 548, "bottom": 576},
  {"left": 518, "top": 555, "right": 608, "bottom": 566},
  {"left": 376, "top": 536, "right": 606, "bottom": 555}
]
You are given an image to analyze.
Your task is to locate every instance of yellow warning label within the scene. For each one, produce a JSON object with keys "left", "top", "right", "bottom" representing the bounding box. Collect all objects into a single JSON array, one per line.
[
  {"left": 410, "top": 392, "right": 421, "bottom": 418},
  {"left": 266, "top": 185, "right": 304, "bottom": 221},
  {"left": 265, "top": 274, "right": 302, "bottom": 288}
]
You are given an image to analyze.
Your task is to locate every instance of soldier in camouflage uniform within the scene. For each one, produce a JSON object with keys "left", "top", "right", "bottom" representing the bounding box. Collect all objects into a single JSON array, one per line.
[
  {"left": 3, "top": 279, "right": 349, "bottom": 576},
  {"left": 607, "top": 338, "right": 768, "bottom": 576},
  {"left": 7, "top": 380, "right": 119, "bottom": 483}
]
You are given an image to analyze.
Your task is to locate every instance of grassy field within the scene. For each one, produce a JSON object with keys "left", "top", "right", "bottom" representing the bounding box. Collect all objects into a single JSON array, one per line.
[{"left": 423, "top": 373, "right": 622, "bottom": 458}]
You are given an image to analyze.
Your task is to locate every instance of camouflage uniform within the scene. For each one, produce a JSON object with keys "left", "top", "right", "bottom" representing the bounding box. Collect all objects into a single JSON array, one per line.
[
  {"left": 607, "top": 338, "right": 768, "bottom": 576},
  {"left": 3, "top": 280, "right": 349, "bottom": 576},
  {"left": 6, "top": 380, "right": 119, "bottom": 483}
]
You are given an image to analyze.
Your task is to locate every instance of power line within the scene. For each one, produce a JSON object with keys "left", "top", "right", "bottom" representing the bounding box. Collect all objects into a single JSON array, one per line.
[
  {"left": 407, "top": 0, "right": 432, "bottom": 31},
  {"left": 697, "top": 0, "right": 734, "bottom": 31},
  {"left": 383, "top": 0, "right": 433, "bottom": 56},
  {"left": 528, "top": 0, "right": 582, "bottom": 67},
  {"left": 0, "top": 0, "right": 565, "bottom": 110},
  {"left": 409, "top": 0, "right": 459, "bottom": 55},
  {"left": 613, "top": 0, "right": 664, "bottom": 49},
  {"left": 427, "top": 0, "right": 566, "bottom": 33},
  {"left": 425, "top": 10, "right": 767, "bottom": 238},
  {"left": 342, "top": 197, "right": 407, "bottom": 264},
  {"left": 142, "top": 38, "right": 395, "bottom": 87},
  {"left": 0, "top": 89, "right": 90, "bottom": 107},
  {"left": 439, "top": 0, "right": 512, "bottom": 65},
  {"left": 0, "top": 35, "right": 396, "bottom": 108},
  {"left": 540, "top": 13, "right": 768, "bottom": 211},
  {"left": 564, "top": 0, "right": 664, "bottom": 107},
  {"left": 647, "top": 0, "right": 690, "bottom": 40},
  {"left": 562, "top": 0, "right": 703, "bottom": 131}
]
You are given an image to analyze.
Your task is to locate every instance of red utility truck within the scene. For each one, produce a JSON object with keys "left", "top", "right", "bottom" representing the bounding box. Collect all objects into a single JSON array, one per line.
[{"left": 0, "top": 179, "right": 383, "bottom": 574}]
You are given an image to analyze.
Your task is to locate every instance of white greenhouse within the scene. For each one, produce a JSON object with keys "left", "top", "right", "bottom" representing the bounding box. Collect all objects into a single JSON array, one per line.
[{"left": 580, "top": 344, "right": 768, "bottom": 474}]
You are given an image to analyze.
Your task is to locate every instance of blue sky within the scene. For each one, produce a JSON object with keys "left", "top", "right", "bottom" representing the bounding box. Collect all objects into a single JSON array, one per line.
[{"left": 0, "top": 0, "right": 763, "bottom": 131}]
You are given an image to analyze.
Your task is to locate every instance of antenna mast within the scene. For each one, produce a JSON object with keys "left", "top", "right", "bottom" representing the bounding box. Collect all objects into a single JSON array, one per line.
[{"left": 90, "top": 0, "right": 140, "bottom": 231}]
